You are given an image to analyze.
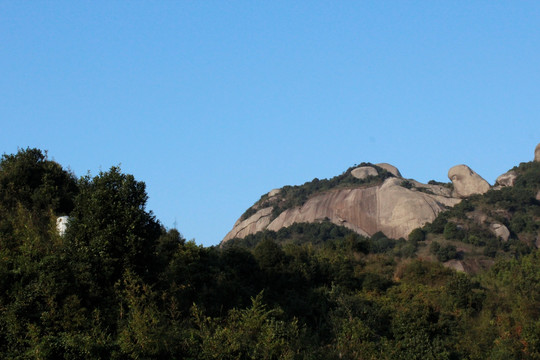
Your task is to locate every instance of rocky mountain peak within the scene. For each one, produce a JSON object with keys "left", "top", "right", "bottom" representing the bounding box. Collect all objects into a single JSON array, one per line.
[{"left": 222, "top": 144, "right": 540, "bottom": 245}]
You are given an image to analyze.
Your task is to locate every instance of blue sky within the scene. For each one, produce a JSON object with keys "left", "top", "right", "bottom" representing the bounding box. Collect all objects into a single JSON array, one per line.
[{"left": 1, "top": 1, "right": 539, "bottom": 246}]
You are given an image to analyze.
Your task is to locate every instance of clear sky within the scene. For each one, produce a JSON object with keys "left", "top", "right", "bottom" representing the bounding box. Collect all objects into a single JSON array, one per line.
[{"left": 1, "top": 1, "right": 539, "bottom": 246}]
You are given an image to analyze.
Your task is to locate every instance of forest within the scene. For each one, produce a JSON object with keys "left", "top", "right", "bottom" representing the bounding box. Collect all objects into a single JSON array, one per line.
[{"left": 1, "top": 148, "right": 540, "bottom": 359}]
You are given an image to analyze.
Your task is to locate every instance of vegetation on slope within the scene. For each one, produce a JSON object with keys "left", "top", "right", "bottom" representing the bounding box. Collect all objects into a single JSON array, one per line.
[
  {"left": 420, "top": 160, "right": 540, "bottom": 260},
  {"left": 241, "top": 163, "right": 394, "bottom": 221},
  {"left": 0, "top": 148, "right": 539, "bottom": 359}
]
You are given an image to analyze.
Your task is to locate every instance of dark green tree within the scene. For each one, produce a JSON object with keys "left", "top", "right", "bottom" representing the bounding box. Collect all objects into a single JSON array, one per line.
[
  {"left": 409, "top": 228, "right": 426, "bottom": 242},
  {"left": 0, "top": 147, "right": 77, "bottom": 215},
  {"left": 64, "top": 166, "right": 162, "bottom": 312}
]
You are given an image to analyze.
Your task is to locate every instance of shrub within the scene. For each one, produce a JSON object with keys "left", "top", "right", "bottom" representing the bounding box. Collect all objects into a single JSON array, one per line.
[
  {"left": 430, "top": 241, "right": 458, "bottom": 262},
  {"left": 443, "top": 222, "right": 464, "bottom": 241},
  {"left": 408, "top": 228, "right": 426, "bottom": 242}
]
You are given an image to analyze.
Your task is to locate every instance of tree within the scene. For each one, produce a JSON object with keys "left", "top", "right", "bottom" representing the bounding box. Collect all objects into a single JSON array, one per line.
[
  {"left": 443, "top": 222, "right": 463, "bottom": 241},
  {"left": 0, "top": 148, "right": 78, "bottom": 255},
  {"left": 0, "top": 147, "right": 77, "bottom": 215},
  {"left": 64, "top": 166, "right": 162, "bottom": 304},
  {"left": 192, "top": 292, "right": 302, "bottom": 359},
  {"left": 254, "top": 238, "right": 285, "bottom": 270},
  {"left": 409, "top": 228, "right": 426, "bottom": 242}
]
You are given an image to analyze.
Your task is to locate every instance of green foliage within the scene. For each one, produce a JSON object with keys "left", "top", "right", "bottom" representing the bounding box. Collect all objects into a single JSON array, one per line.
[
  {"left": 254, "top": 238, "right": 286, "bottom": 270},
  {"left": 0, "top": 148, "right": 78, "bottom": 260},
  {"left": 328, "top": 286, "right": 389, "bottom": 359},
  {"left": 430, "top": 241, "right": 441, "bottom": 254},
  {"left": 428, "top": 179, "right": 454, "bottom": 189},
  {"left": 389, "top": 302, "right": 457, "bottom": 359},
  {"left": 409, "top": 228, "right": 426, "bottom": 242},
  {"left": 2, "top": 148, "right": 540, "bottom": 359},
  {"left": 429, "top": 241, "right": 458, "bottom": 262},
  {"left": 443, "top": 222, "right": 464, "bottom": 241},
  {"left": 362, "top": 273, "right": 393, "bottom": 292},
  {"left": 444, "top": 272, "right": 485, "bottom": 313},
  {"left": 65, "top": 166, "right": 162, "bottom": 287},
  {"left": 369, "top": 232, "right": 396, "bottom": 254},
  {"left": 117, "top": 271, "right": 171, "bottom": 359},
  {"left": 400, "top": 179, "right": 413, "bottom": 189},
  {"left": 225, "top": 221, "right": 365, "bottom": 249},
  {"left": 423, "top": 212, "right": 449, "bottom": 234},
  {"left": 0, "top": 147, "right": 78, "bottom": 215},
  {"left": 423, "top": 161, "right": 540, "bottom": 259},
  {"left": 395, "top": 239, "right": 418, "bottom": 258},
  {"left": 191, "top": 292, "right": 303, "bottom": 360}
]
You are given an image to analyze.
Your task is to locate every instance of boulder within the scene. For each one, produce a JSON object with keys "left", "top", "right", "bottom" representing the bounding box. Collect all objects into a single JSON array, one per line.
[
  {"left": 489, "top": 223, "right": 510, "bottom": 242},
  {"left": 495, "top": 170, "right": 517, "bottom": 187},
  {"left": 375, "top": 163, "right": 402, "bottom": 177},
  {"left": 268, "top": 189, "right": 281, "bottom": 197},
  {"left": 444, "top": 259, "right": 466, "bottom": 272},
  {"left": 351, "top": 166, "right": 378, "bottom": 180},
  {"left": 448, "top": 165, "right": 491, "bottom": 198},
  {"left": 535, "top": 143, "right": 540, "bottom": 162}
]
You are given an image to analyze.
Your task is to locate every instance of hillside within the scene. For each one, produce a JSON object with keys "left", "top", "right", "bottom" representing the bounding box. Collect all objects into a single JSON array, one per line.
[
  {"left": 1, "top": 146, "right": 540, "bottom": 359},
  {"left": 222, "top": 161, "right": 492, "bottom": 243},
  {"left": 223, "top": 144, "right": 540, "bottom": 274}
]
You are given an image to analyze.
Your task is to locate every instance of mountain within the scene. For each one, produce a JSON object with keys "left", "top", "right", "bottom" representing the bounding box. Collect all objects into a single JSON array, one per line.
[
  {"left": 2, "top": 147, "right": 540, "bottom": 358},
  {"left": 223, "top": 144, "right": 540, "bottom": 250}
]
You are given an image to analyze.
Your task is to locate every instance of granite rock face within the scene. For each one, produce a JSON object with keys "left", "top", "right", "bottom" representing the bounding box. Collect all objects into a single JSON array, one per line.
[
  {"left": 351, "top": 166, "right": 378, "bottom": 180},
  {"left": 223, "top": 143, "right": 539, "bottom": 264},
  {"left": 375, "top": 178, "right": 460, "bottom": 238},
  {"left": 222, "top": 177, "right": 460, "bottom": 243},
  {"left": 495, "top": 170, "right": 517, "bottom": 187},
  {"left": 376, "top": 163, "right": 402, "bottom": 177},
  {"left": 448, "top": 165, "right": 491, "bottom": 198},
  {"left": 225, "top": 207, "right": 274, "bottom": 241},
  {"left": 268, "top": 189, "right": 282, "bottom": 197}
]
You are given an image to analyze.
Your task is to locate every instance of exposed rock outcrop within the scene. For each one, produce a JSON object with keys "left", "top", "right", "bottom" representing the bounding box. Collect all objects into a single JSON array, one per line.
[
  {"left": 223, "top": 143, "right": 540, "bottom": 268},
  {"left": 444, "top": 259, "right": 466, "bottom": 273},
  {"left": 266, "top": 187, "right": 376, "bottom": 237},
  {"left": 225, "top": 207, "right": 274, "bottom": 240},
  {"left": 351, "top": 166, "right": 378, "bottom": 180},
  {"left": 495, "top": 170, "right": 517, "bottom": 187},
  {"left": 222, "top": 177, "right": 460, "bottom": 243},
  {"left": 376, "top": 163, "right": 402, "bottom": 177},
  {"left": 376, "top": 178, "right": 460, "bottom": 238},
  {"left": 268, "top": 189, "right": 281, "bottom": 197},
  {"left": 489, "top": 223, "right": 510, "bottom": 242},
  {"left": 448, "top": 165, "right": 491, "bottom": 198}
]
